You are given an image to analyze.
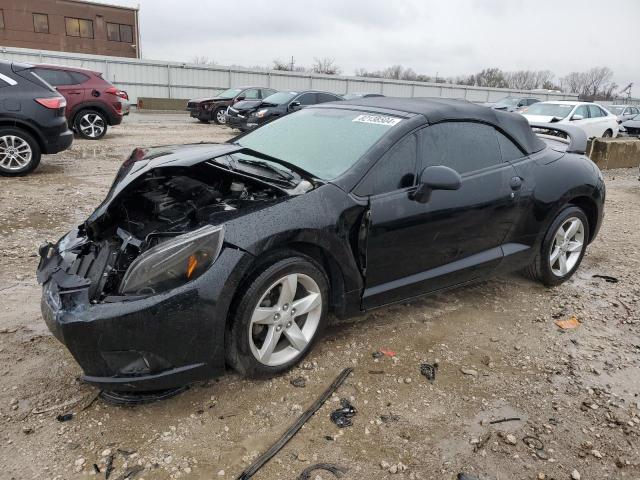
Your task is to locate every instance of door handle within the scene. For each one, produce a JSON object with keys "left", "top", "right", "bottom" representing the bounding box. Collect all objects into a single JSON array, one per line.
[{"left": 510, "top": 176, "right": 523, "bottom": 191}]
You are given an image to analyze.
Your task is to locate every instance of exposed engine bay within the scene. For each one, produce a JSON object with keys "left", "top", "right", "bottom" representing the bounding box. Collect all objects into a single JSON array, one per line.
[{"left": 64, "top": 165, "right": 288, "bottom": 301}]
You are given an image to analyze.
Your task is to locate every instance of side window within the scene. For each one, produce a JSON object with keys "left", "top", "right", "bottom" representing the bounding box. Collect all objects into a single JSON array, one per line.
[
  {"left": 242, "top": 89, "right": 260, "bottom": 99},
  {"left": 632, "top": 107, "right": 639, "bottom": 115},
  {"left": 496, "top": 131, "right": 525, "bottom": 162},
  {"left": 69, "top": 72, "right": 90, "bottom": 84},
  {"left": 588, "top": 105, "right": 603, "bottom": 118},
  {"left": 355, "top": 134, "right": 417, "bottom": 196},
  {"left": 574, "top": 105, "right": 589, "bottom": 118},
  {"left": 260, "top": 89, "right": 275, "bottom": 99},
  {"left": 418, "top": 122, "right": 502, "bottom": 174},
  {"left": 317, "top": 93, "right": 340, "bottom": 103},
  {"left": 33, "top": 68, "right": 75, "bottom": 86},
  {"left": 297, "top": 93, "right": 317, "bottom": 105}
]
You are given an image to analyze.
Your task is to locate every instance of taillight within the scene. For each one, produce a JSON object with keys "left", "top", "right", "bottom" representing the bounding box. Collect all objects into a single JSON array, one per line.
[
  {"left": 106, "top": 87, "right": 129, "bottom": 100},
  {"left": 35, "top": 97, "right": 66, "bottom": 109}
]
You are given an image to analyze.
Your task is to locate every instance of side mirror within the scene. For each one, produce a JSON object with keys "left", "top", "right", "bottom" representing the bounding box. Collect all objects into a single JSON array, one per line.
[
  {"left": 412, "top": 165, "right": 462, "bottom": 203},
  {"left": 289, "top": 101, "right": 301, "bottom": 111},
  {"left": 571, "top": 114, "right": 584, "bottom": 121},
  {"left": 235, "top": 96, "right": 246, "bottom": 102}
]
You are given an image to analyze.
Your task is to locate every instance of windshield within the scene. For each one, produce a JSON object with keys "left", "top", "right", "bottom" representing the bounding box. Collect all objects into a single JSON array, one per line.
[
  {"left": 215, "top": 88, "right": 243, "bottom": 100},
  {"left": 261, "top": 91, "right": 297, "bottom": 105},
  {"left": 524, "top": 103, "right": 574, "bottom": 118},
  {"left": 607, "top": 106, "right": 624, "bottom": 115},
  {"left": 494, "top": 96, "right": 520, "bottom": 107},
  {"left": 236, "top": 108, "right": 402, "bottom": 180}
]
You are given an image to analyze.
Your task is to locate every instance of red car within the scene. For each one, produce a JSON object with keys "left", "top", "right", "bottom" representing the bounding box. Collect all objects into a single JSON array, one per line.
[{"left": 33, "top": 64, "right": 129, "bottom": 140}]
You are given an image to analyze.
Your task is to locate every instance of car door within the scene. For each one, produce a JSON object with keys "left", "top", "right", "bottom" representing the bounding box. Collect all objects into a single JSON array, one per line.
[
  {"left": 359, "top": 122, "right": 522, "bottom": 309},
  {"left": 570, "top": 105, "right": 593, "bottom": 137},
  {"left": 317, "top": 92, "right": 342, "bottom": 104},
  {"left": 33, "top": 68, "right": 86, "bottom": 117}
]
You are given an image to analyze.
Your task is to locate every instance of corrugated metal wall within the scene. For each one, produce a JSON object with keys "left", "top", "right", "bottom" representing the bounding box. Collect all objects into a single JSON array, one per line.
[{"left": 0, "top": 46, "right": 588, "bottom": 104}]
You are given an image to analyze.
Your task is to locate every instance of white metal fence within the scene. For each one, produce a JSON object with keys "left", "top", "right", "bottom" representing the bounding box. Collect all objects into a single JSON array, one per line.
[{"left": 0, "top": 46, "right": 586, "bottom": 105}]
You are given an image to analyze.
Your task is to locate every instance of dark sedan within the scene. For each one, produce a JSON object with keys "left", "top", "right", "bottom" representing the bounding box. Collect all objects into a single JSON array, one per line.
[
  {"left": 187, "top": 86, "right": 277, "bottom": 124},
  {"left": 236, "top": 90, "right": 343, "bottom": 131},
  {"left": 37, "top": 98, "right": 604, "bottom": 392}
]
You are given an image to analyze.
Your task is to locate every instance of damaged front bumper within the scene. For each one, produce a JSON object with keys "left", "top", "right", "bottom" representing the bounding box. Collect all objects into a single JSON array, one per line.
[{"left": 37, "top": 232, "right": 252, "bottom": 391}]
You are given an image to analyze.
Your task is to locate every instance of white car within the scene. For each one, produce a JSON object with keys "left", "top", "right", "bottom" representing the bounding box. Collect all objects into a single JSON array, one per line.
[{"left": 521, "top": 101, "right": 619, "bottom": 138}]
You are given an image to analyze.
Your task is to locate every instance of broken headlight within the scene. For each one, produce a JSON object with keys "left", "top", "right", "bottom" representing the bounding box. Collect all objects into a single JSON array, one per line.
[{"left": 119, "top": 225, "right": 224, "bottom": 295}]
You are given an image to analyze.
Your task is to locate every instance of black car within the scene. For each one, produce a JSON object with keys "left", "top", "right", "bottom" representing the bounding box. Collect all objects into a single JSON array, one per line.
[
  {"left": 237, "top": 90, "right": 343, "bottom": 131},
  {"left": 0, "top": 61, "right": 73, "bottom": 175},
  {"left": 37, "top": 97, "right": 604, "bottom": 392},
  {"left": 342, "top": 92, "right": 385, "bottom": 100},
  {"left": 225, "top": 99, "right": 263, "bottom": 130},
  {"left": 187, "top": 87, "right": 277, "bottom": 125}
]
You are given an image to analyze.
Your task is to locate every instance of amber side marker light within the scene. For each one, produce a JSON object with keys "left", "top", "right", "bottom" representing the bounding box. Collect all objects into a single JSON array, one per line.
[{"left": 186, "top": 255, "right": 198, "bottom": 279}]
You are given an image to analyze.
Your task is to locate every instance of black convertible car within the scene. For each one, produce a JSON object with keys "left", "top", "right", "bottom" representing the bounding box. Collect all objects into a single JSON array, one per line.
[{"left": 37, "top": 98, "right": 605, "bottom": 392}]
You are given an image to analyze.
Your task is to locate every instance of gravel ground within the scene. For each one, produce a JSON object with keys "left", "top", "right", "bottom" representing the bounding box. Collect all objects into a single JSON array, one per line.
[{"left": 0, "top": 112, "right": 639, "bottom": 480}]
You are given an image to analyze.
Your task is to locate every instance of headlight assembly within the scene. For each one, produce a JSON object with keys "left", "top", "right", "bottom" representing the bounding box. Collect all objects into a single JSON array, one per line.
[
  {"left": 255, "top": 109, "right": 268, "bottom": 118},
  {"left": 119, "top": 225, "right": 224, "bottom": 295}
]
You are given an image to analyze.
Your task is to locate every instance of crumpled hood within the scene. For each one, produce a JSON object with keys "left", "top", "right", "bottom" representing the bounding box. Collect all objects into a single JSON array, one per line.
[
  {"left": 231, "top": 100, "right": 262, "bottom": 112},
  {"left": 85, "top": 143, "right": 245, "bottom": 229},
  {"left": 523, "top": 114, "right": 564, "bottom": 124}
]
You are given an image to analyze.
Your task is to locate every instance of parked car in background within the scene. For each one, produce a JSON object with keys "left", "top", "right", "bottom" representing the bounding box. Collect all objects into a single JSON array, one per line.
[
  {"left": 618, "top": 113, "right": 640, "bottom": 137},
  {"left": 485, "top": 96, "right": 540, "bottom": 112},
  {"left": 342, "top": 92, "right": 385, "bottom": 100},
  {"left": 225, "top": 99, "right": 263, "bottom": 130},
  {"left": 34, "top": 64, "right": 129, "bottom": 140},
  {"left": 37, "top": 97, "right": 604, "bottom": 390},
  {"left": 187, "top": 87, "right": 277, "bottom": 125},
  {"left": 238, "top": 90, "right": 343, "bottom": 131},
  {"left": 522, "top": 101, "right": 619, "bottom": 138},
  {"left": 0, "top": 61, "right": 73, "bottom": 175},
  {"left": 606, "top": 104, "right": 640, "bottom": 122}
]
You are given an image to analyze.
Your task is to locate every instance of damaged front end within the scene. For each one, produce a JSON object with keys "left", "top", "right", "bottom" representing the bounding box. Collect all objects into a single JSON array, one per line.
[{"left": 37, "top": 143, "right": 309, "bottom": 391}]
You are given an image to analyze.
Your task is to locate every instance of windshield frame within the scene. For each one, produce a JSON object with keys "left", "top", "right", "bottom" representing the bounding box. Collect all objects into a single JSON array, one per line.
[
  {"left": 523, "top": 102, "right": 575, "bottom": 119},
  {"left": 261, "top": 91, "right": 298, "bottom": 106},
  {"left": 215, "top": 88, "right": 243, "bottom": 100}
]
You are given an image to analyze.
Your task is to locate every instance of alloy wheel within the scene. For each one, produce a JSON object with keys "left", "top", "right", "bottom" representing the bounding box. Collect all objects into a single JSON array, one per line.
[
  {"left": 79, "top": 113, "right": 105, "bottom": 138},
  {"left": 0, "top": 135, "right": 33, "bottom": 171},
  {"left": 549, "top": 217, "right": 585, "bottom": 277},
  {"left": 248, "top": 273, "right": 322, "bottom": 367},
  {"left": 216, "top": 109, "right": 226, "bottom": 124}
]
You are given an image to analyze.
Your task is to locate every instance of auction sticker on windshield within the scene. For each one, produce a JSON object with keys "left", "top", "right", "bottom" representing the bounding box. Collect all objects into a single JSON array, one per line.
[{"left": 352, "top": 114, "right": 402, "bottom": 126}]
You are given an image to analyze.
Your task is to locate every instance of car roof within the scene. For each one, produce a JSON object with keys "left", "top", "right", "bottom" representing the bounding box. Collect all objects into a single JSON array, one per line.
[
  {"left": 536, "top": 100, "right": 591, "bottom": 105},
  {"left": 35, "top": 63, "right": 101, "bottom": 75},
  {"left": 316, "top": 96, "right": 546, "bottom": 154}
]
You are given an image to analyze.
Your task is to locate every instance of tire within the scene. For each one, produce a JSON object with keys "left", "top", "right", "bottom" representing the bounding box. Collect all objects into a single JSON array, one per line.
[
  {"left": 525, "top": 206, "right": 589, "bottom": 287},
  {"left": 225, "top": 254, "right": 329, "bottom": 378},
  {"left": 74, "top": 109, "right": 108, "bottom": 140},
  {"left": 602, "top": 129, "right": 613, "bottom": 138},
  {"left": 213, "top": 107, "right": 227, "bottom": 125},
  {"left": 0, "top": 127, "right": 41, "bottom": 176}
]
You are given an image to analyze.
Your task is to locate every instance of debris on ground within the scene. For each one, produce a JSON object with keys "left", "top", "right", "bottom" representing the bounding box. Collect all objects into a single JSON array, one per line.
[
  {"left": 297, "top": 463, "right": 347, "bottom": 480},
  {"left": 105, "top": 453, "right": 115, "bottom": 479},
  {"left": 460, "top": 368, "right": 478, "bottom": 376},
  {"left": 372, "top": 349, "right": 396, "bottom": 359},
  {"left": 592, "top": 274, "right": 619, "bottom": 283},
  {"left": 555, "top": 317, "right": 581, "bottom": 329},
  {"left": 457, "top": 473, "right": 480, "bottom": 480},
  {"left": 56, "top": 413, "right": 73, "bottom": 422},
  {"left": 472, "top": 432, "right": 492, "bottom": 452},
  {"left": 235, "top": 368, "right": 353, "bottom": 480},
  {"left": 489, "top": 417, "right": 520, "bottom": 425},
  {"left": 330, "top": 399, "right": 357, "bottom": 428},
  {"left": 419, "top": 362, "right": 438, "bottom": 382},
  {"left": 113, "top": 465, "right": 144, "bottom": 480},
  {"left": 290, "top": 377, "right": 306, "bottom": 388}
]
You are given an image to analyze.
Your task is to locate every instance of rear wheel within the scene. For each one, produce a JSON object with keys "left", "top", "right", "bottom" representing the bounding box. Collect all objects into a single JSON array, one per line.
[
  {"left": 602, "top": 129, "right": 613, "bottom": 138},
  {"left": 225, "top": 255, "right": 329, "bottom": 378},
  {"left": 75, "top": 109, "right": 108, "bottom": 140},
  {"left": 0, "top": 128, "right": 41, "bottom": 176},
  {"left": 213, "top": 107, "right": 227, "bottom": 125},
  {"left": 525, "top": 206, "right": 589, "bottom": 286}
]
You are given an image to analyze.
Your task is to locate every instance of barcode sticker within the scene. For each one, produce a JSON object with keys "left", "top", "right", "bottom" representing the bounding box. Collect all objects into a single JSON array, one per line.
[{"left": 352, "top": 114, "right": 402, "bottom": 126}]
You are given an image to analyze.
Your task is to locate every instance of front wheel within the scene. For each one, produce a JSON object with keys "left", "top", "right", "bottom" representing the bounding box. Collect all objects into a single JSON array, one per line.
[
  {"left": 525, "top": 206, "right": 589, "bottom": 287},
  {"left": 0, "top": 128, "right": 41, "bottom": 176},
  {"left": 602, "top": 129, "right": 613, "bottom": 138},
  {"left": 75, "top": 110, "right": 108, "bottom": 140},
  {"left": 226, "top": 255, "right": 329, "bottom": 378},
  {"left": 213, "top": 107, "right": 227, "bottom": 125}
]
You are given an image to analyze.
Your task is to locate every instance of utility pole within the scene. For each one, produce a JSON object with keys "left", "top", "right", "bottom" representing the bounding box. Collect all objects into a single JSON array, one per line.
[{"left": 289, "top": 56, "right": 295, "bottom": 71}]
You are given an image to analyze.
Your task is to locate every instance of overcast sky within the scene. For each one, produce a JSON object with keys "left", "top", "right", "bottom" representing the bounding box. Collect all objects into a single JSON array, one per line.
[{"left": 98, "top": 0, "right": 638, "bottom": 88}]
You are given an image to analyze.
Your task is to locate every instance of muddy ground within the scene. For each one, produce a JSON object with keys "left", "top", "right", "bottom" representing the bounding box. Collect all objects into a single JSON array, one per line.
[{"left": 0, "top": 112, "right": 639, "bottom": 480}]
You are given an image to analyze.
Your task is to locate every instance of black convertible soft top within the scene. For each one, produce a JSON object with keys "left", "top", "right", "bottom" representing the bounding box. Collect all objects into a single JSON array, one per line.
[{"left": 329, "top": 97, "right": 547, "bottom": 155}]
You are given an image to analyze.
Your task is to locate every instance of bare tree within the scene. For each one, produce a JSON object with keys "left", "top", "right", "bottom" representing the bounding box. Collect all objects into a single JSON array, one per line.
[
  {"left": 311, "top": 57, "right": 341, "bottom": 75},
  {"left": 583, "top": 66, "right": 614, "bottom": 97},
  {"left": 191, "top": 56, "right": 216, "bottom": 66},
  {"left": 272, "top": 59, "right": 292, "bottom": 71},
  {"left": 471, "top": 68, "right": 508, "bottom": 88}
]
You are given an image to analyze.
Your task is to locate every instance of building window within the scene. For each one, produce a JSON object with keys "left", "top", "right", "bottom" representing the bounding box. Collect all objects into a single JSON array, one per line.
[
  {"left": 65, "top": 17, "right": 94, "bottom": 38},
  {"left": 107, "top": 22, "right": 133, "bottom": 43},
  {"left": 33, "top": 13, "right": 49, "bottom": 34},
  {"left": 0, "top": 10, "right": 5, "bottom": 30}
]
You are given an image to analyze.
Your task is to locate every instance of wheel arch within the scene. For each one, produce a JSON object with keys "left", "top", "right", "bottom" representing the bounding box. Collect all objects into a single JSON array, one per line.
[
  {"left": 568, "top": 195, "right": 598, "bottom": 243},
  {"left": 0, "top": 119, "right": 46, "bottom": 152},
  {"left": 70, "top": 103, "right": 111, "bottom": 126}
]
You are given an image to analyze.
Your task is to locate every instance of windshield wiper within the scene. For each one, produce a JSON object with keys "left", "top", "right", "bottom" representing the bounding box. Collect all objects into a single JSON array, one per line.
[
  {"left": 235, "top": 158, "right": 295, "bottom": 181},
  {"left": 230, "top": 146, "right": 322, "bottom": 185}
]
